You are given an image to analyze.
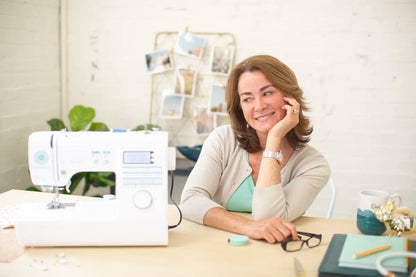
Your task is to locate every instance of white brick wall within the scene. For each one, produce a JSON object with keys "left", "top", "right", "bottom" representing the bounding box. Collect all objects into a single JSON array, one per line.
[
  {"left": 0, "top": 0, "right": 61, "bottom": 191},
  {"left": 1, "top": 0, "right": 415, "bottom": 220}
]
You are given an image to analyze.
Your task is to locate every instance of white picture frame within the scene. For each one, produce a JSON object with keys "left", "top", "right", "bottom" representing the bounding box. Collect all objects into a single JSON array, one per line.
[
  {"left": 209, "top": 45, "right": 234, "bottom": 76},
  {"left": 174, "top": 31, "right": 206, "bottom": 59},
  {"left": 174, "top": 66, "right": 197, "bottom": 98},
  {"left": 208, "top": 84, "right": 227, "bottom": 115},
  {"left": 213, "top": 114, "right": 230, "bottom": 128},
  {"left": 145, "top": 49, "right": 174, "bottom": 74},
  {"left": 159, "top": 90, "right": 185, "bottom": 119},
  {"left": 193, "top": 106, "right": 214, "bottom": 136}
]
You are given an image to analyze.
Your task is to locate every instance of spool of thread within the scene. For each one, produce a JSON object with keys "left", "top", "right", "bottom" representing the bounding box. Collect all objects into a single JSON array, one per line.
[{"left": 228, "top": 235, "right": 249, "bottom": 246}]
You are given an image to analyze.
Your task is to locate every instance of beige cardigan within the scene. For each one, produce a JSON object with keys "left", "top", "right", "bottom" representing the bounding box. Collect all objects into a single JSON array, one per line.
[{"left": 180, "top": 125, "right": 330, "bottom": 224}]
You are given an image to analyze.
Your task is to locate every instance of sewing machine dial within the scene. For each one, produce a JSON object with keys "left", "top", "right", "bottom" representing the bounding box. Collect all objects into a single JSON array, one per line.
[{"left": 133, "top": 190, "right": 153, "bottom": 209}]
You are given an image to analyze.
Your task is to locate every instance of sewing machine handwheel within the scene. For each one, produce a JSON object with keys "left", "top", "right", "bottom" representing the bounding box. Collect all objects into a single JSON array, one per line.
[{"left": 133, "top": 190, "right": 153, "bottom": 209}]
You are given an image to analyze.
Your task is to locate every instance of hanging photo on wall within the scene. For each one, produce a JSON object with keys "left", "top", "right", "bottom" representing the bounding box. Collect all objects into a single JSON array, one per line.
[
  {"left": 214, "top": 114, "right": 230, "bottom": 128},
  {"left": 193, "top": 106, "right": 214, "bottom": 136},
  {"left": 175, "top": 31, "right": 206, "bottom": 59},
  {"left": 160, "top": 90, "right": 185, "bottom": 119},
  {"left": 145, "top": 49, "right": 174, "bottom": 74},
  {"left": 174, "top": 66, "right": 197, "bottom": 98},
  {"left": 209, "top": 45, "right": 234, "bottom": 76},
  {"left": 209, "top": 85, "right": 227, "bottom": 115}
]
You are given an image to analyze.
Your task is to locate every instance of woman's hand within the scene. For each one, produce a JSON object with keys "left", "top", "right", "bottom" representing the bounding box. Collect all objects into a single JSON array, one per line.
[
  {"left": 244, "top": 217, "right": 298, "bottom": 244},
  {"left": 203, "top": 208, "right": 297, "bottom": 244},
  {"left": 267, "top": 96, "right": 300, "bottom": 142}
]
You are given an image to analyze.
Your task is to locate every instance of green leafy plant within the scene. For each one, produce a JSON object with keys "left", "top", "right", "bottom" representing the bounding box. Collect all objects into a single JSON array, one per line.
[{"left": 27, "top": 105, "right": 160, "bottom": 196}]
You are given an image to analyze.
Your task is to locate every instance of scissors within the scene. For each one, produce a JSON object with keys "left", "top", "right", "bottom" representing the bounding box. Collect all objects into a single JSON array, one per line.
[{"left": 294, "top": 257, "right": 307, "bottom": 277}]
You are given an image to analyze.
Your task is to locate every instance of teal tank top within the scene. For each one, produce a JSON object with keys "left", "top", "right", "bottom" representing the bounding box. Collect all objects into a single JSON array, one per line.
[{"left": 226, "top": 153, "right": 255, "bottom": 212}]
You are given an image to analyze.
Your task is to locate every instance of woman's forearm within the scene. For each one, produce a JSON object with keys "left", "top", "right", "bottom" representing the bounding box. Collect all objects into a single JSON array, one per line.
[
  {"left": 256, "top": 135, "right": 283, "bottom": 188},
  {"left": 203, "top": 207, "right": 298, "bottom": 243},
  {"left": 256, "top": 158, "right": 281, "bottom": 188},
  {"left": 203, "top": 207, "right": 252, "bottom": 234}
]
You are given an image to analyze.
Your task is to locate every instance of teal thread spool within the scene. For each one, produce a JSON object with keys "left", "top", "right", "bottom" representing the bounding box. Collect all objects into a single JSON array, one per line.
[{"left": 228, "top": 235, "right": 249, "bottom": 246}]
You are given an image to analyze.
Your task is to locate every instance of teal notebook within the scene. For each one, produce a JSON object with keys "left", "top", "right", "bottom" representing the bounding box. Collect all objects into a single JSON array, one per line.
[
  {"left": 338, "top": 234, "right": 408, "bottom": 273},
  {"left": 319, "top": 234, "right": 415, "bottom": 277}
]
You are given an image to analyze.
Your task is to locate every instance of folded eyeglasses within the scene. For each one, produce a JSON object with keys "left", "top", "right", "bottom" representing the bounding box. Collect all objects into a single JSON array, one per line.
[{"left": 281, "top": 231, "right": 322, "bottom": 252}]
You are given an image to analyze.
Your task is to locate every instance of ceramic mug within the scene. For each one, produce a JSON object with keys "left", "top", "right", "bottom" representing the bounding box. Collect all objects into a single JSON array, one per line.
[{"left": 356, "top": 189, "right": 401, "bottom": 235}]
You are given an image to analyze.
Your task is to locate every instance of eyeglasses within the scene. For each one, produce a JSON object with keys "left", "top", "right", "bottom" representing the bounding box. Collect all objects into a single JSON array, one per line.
[{"left": 281, "top": 231, "right": 322, "bottom": 252}]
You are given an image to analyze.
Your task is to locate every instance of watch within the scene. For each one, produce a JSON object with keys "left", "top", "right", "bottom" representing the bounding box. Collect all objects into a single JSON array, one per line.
[{"left": 262, "top": 150, "right": 283, "bottom": 165}]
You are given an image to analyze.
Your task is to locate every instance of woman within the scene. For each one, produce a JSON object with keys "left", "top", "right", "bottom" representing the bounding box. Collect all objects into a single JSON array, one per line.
[{"left": 180, "top": 55, "right": 330, "bottom": 243}]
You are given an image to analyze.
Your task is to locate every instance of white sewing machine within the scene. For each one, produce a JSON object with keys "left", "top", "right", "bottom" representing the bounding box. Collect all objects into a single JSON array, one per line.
[{"left": 14, "top": 130, "right": 175, "bottom": 246}]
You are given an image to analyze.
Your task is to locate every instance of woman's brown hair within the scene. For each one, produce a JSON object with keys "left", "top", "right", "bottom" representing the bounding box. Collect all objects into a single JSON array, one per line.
[{"left": 226, "top": 55, "right": 312, "bottom": 152}]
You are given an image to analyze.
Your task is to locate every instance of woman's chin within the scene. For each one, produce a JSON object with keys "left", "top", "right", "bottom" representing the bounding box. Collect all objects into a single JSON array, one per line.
[
  {"left": 254, "top": 120, "right": 278, "bottom": 131},
  {"left": 254, "top": 125, "right": 274, "bottom": 135}
]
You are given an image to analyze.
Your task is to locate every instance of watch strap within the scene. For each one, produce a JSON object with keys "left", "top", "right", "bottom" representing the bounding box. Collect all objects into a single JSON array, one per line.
[{"left": 262, "top": 150, "right": 283, "bottom": 165}]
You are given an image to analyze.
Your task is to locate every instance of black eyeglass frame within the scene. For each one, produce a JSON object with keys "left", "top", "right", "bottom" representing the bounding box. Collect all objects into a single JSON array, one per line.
[{"left": 281, "top": 231, "right": 322, "bottom": 252}]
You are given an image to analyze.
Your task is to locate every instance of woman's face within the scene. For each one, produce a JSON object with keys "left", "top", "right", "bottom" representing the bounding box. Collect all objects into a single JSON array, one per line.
[{"left": 238, "top": 70, "right": 286, "bottom": 137}]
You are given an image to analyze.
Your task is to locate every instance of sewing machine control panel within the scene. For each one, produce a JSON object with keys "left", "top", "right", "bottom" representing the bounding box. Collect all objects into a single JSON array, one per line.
[{"left": 118, "top": 147, "right": 166, "bottom": 212}]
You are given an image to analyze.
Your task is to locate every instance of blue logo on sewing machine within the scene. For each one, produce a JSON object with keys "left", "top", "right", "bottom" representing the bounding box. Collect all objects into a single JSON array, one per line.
[{"left": 34, "top": 151, "right": 49, "bottom": 164}]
